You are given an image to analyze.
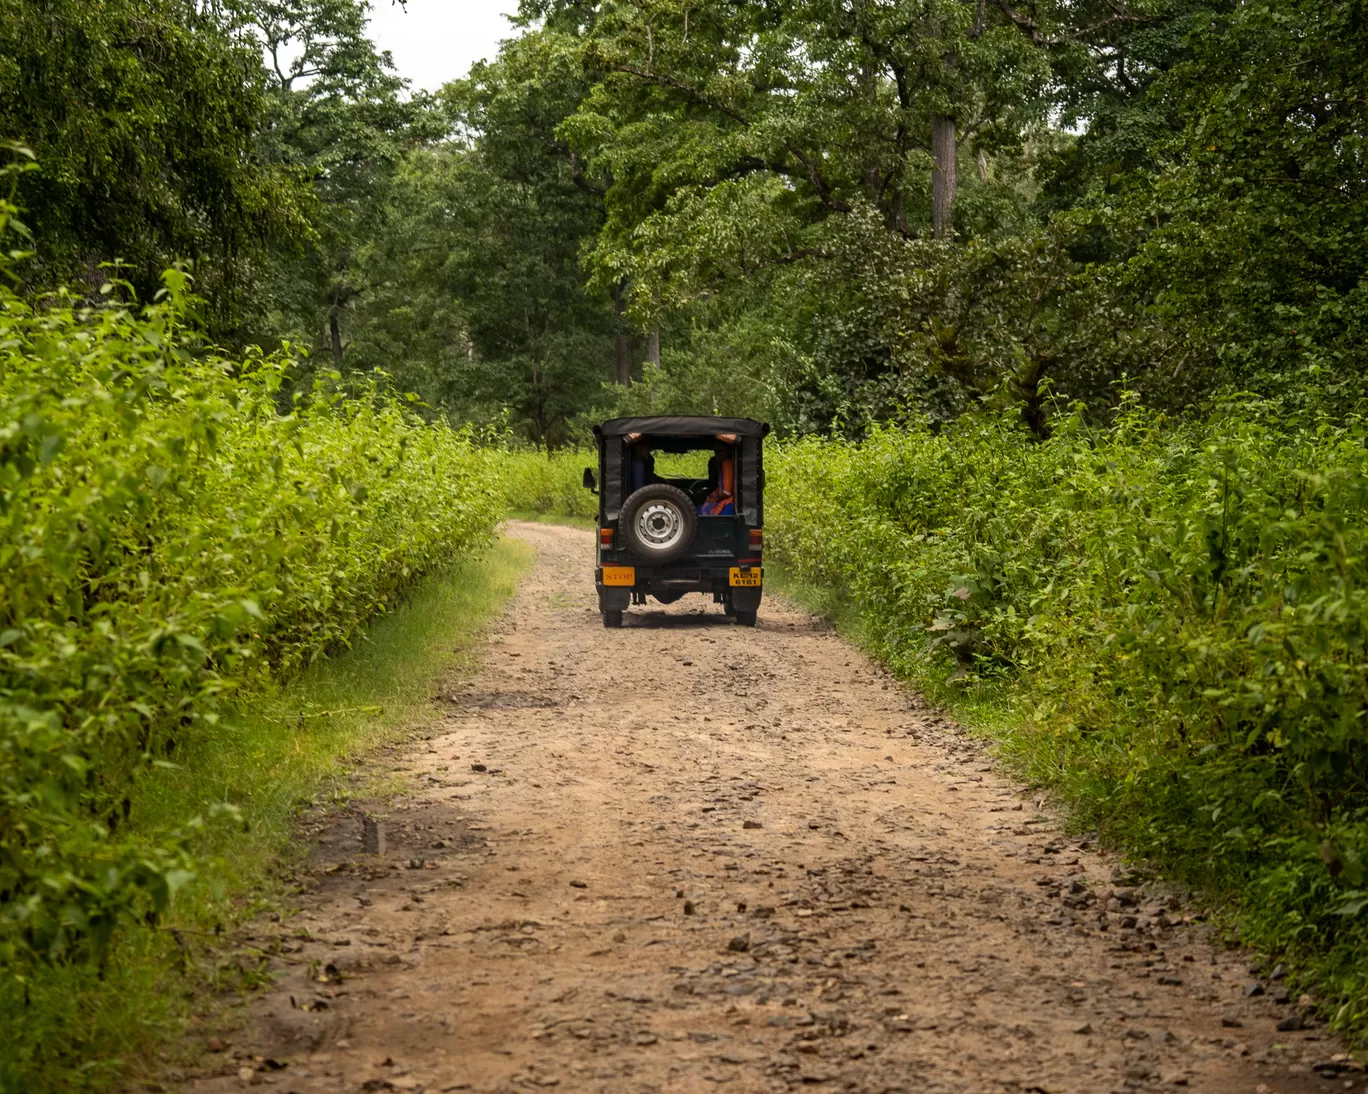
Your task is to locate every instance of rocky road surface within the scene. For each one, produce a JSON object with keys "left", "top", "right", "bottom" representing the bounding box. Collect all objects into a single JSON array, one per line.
[{"left": 188, "top": 521, "right": 1359, "bottom": 1094}]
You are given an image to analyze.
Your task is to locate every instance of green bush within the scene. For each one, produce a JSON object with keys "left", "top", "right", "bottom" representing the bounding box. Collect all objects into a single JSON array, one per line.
[
  {"left": 0, "top": 259, "right": 502, "bottom": 978},
  {"left": 767, "top": 402, "right": 1368, "bottom": 1037},
  {"left": 501, "top": 448, "right": 598, "bottom": 520}
]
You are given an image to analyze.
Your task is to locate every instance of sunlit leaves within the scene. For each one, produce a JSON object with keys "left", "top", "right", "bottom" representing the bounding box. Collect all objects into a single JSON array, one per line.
[{"left": 0, "top": 251, "right": 502, "bottom": 973}]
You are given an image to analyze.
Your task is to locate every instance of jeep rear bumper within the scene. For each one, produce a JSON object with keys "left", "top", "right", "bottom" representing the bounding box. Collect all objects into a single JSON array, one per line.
[{"left": 596, "top": 564, "right": 762, "bottom": 612}]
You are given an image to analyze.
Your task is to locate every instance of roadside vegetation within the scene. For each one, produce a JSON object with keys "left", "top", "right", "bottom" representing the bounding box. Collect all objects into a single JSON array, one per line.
[
  {"left": 502, "top": 450, "right": 599, "bottom": 523},
  {"left": 767, "top": 404, "right": 1368, "bottom": 1037},
  {"left": 2, "top": 538, "right": 529, "bottom": 1091},
  {"left": 0, "top": 165, "right": 510, "bottom": 1087}
]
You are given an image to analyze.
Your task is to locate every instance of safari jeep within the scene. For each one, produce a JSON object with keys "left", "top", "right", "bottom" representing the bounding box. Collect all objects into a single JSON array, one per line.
[{"left": 583, "top": 416, "right": 768, "bottom": 628}]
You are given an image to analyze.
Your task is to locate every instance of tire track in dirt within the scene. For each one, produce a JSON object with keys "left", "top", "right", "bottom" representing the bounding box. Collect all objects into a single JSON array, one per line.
[{"left": 187, "top": 521, "right": 1357, "bottom": 1094}]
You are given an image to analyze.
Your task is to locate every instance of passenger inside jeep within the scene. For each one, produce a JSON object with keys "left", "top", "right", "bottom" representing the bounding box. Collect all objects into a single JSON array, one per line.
[
  {"left": 626, "top": 438, "right": 737, "bottom": 512},
  {"left": 700, "top": 454, "right": 735, "bottom": 515},
  {"left": 628, "top": 446, "right": 656, "bottom": 492}
]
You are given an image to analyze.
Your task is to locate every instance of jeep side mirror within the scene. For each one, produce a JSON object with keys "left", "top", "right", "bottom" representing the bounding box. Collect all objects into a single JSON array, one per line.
[{"left": 583, "top": 467, "right": 597, "bottom": 493}]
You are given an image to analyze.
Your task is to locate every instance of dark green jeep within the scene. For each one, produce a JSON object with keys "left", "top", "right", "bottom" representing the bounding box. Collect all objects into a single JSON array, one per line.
[{"left": 583, "top": 416, "right": 769, "bottom": 627}]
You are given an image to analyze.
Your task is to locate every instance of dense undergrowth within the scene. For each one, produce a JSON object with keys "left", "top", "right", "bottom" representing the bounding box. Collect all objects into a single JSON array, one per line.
[
  {"left": 501, "top": 449, "right": 598, "bottom": 522},
  {"left": 505, "top": 410, "right": 1368, "bottom": 1039},
  {"left": 0, "top": 256, "right": 503, "bottom": 999}
]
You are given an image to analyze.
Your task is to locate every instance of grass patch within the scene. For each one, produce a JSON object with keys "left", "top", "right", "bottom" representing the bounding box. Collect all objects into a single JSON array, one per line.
[{"left": 1, "top": 536, "right": 532, "bottom": 1094}]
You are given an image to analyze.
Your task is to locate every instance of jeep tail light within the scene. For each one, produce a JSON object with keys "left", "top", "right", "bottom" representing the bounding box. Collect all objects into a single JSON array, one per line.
[
  {"left": 749, "top": 528, "right": 763, "bottom": 551},
  {"left": 600, "top": 527, "right": 615, "bottom": 550}
]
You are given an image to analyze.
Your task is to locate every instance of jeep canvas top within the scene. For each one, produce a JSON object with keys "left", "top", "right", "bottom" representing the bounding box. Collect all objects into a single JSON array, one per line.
[{"left": 583, "top": 415, "right": 769, "bottom": 628}]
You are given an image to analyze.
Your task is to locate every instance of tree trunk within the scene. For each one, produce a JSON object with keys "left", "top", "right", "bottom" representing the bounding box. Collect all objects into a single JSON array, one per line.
[
  {"left": 646, "top": 327, "right": 660, "bottom": 368},
  {"left": 613, "top": 279, "right": 631, "bottom": 385},
  {"left": 931, "top": 112, "right": 957, "bottom": 241},
  {"left": 328, "top": 305, "right": 344, "bottom": 370}
]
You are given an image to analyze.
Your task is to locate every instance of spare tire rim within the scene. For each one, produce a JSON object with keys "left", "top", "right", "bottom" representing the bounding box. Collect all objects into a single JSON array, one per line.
[{"left": 636, "top": 501, "right": 685, "bottom": 551}]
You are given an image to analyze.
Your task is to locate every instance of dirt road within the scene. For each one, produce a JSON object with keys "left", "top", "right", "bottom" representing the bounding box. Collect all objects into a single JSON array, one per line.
[{"left": 191, "top": 522, "right": 1355, "bottom": 1094}]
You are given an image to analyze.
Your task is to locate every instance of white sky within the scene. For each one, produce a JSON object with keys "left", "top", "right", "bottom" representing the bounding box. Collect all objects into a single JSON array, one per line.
[{"left": 368, "top": 0, "right": 521, "bottom": 92}]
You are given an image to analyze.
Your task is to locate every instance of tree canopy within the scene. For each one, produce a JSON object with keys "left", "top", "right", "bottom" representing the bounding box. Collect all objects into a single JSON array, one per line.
[{"left": 2, "top": 0, "right": 1364, "bottom": 441}]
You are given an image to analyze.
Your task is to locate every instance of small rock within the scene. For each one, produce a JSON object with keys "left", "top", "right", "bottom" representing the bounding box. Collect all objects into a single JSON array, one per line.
[
  {"left": 728, "top": 935, "right": 751, "bottom": 953},
  {"left": 569, "top": 880, "right": 588, "bottom": 889},
  {"left": 1113, "top": 888, "right": 1137, "bottom": 907},
  {"left": 471, "top": 763, "right": 487, "bottom": 772},
  {"left": 1269, "top": 963, "right": 1287, "bottom": 981},
  {"left": 683, "top": 900, "right": 696, "bottom": 916},
  {"left": 361, "top": 815, "right": 386, "bottom": 855},
  {"left": 1074, "top": 1022, "right": 1093, "bottom": 1035},
  {"left": 736, "top": 902, "right": 747, "bottom": 913},
  {"left": 633, "top": 1032, "right": 659, "bottom": 1046},
  {"left": 1244, "top": 982, "right": 1265, "bottom": 998},
  {"left": 743, "top": 820, "right": 764, "bottom": 829},
  {"left": 207, "top": 1037, "right": 227, "bottom": 1052},
  {"left": 1273, "top": 989, "right": 1290, "bottom": 1005},
  {"left": 676, "top": 889, "right": 685, "bottom": 898},
  {"left": 1221, "top": 1015, "right": 1243, "bottom": 1028},
  {"left": 613, "top": 931, "right": 626, "bottom": 943},
  {"left": 1276, "top": 1014, "right": 1305, "bottom": 1032},
  {"left": 237, "top": 1067, "right": 255, "bottom": 1084}
]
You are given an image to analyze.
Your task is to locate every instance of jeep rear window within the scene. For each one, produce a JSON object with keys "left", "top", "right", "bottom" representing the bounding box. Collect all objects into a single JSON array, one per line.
[{"left": 652, "top": 450, "right": 713, "bottom": 478}]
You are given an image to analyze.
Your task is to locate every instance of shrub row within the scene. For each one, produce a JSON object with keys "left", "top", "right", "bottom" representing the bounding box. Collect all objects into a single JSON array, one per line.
[
  {"left": 765, "top": 402, "right": 1368, "bottom": 1036},
  {"left": 500, "top": 448, "right": 598, "bottom": 520},
  {"left": 0, "top": 269, "right": 503, "bottom": 977}
]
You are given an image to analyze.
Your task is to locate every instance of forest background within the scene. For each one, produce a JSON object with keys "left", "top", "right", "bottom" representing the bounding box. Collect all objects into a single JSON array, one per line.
[
  {"left": 11, "top": 0, "right": 1365, "bottom": 444},
  {"left": 4, "top": 0, "right": 1368, "bottom": 1087}
]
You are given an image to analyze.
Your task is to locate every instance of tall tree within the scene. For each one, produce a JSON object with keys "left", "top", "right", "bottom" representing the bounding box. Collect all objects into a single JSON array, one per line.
[
  {"left": 317, "top": 29, "right": 619, "bottom": 443},
  {"left": 0, "top": 0, "right": 304, "bottom": 322},
  {"left": 420, "top": 31, "right": 618, "bottom": 442},
  {"left": 522, "top": 0, "right": 1050, "bottom": 318},
  {"left": 244, "top": 0, "right": 445, "bottom": 369},
  {"left": 1114, "top": 0, "right": 1368, "bottom": 401}
]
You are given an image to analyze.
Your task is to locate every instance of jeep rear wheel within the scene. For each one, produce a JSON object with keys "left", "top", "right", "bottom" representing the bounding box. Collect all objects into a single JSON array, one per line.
[
  {"left": 619, "top": 484, "right": 697, "bottom": 564},
  {"left": 602, "top": 610, "right": 624, "bottom": 628},
  {"left": 735, "top": 610, "right": 757, "bottom": 627}
]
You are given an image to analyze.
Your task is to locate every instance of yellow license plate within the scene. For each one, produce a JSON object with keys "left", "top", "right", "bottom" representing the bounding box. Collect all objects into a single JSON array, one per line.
[
  {"left": 601, "top": 566, "right": 635, "bottom": 586},
  {"left": 729, "top": 567, "right": 763, "bottom": 587}
]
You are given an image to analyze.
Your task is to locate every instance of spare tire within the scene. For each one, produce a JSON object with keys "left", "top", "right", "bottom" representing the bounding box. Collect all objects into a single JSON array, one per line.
[{"left": 620, "top": 483, "right": 697, "bottom": 564}]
